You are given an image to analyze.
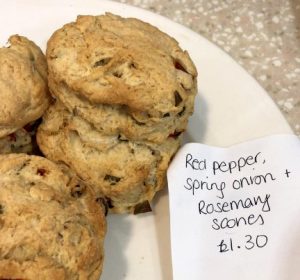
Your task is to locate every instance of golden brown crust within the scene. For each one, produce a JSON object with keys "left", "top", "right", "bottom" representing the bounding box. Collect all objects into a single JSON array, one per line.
[
  {"left": 42, "top": 13, "right": 197, "bottom": 213},
  {"left": 46, "top": 13, "right": 197, "bottom": 120},
  {"left": 37, "top": 101, "right": 180, "bottom": 213},
  {"left": 0, "top": 154, "right": 106, "bottom": 279},
  {"left": 0, "top": 35, "right": 51, "bottom": 137}
]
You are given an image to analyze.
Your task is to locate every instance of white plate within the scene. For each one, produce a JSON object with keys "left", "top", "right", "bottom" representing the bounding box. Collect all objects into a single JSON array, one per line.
[{"left": 0, "top": 1, "right": 293, "bottom": 279}]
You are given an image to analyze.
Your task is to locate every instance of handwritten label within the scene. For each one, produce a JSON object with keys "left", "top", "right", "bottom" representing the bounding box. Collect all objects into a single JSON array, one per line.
[{"left": 168, "top": 135, "right": 300, "bottom": 280}]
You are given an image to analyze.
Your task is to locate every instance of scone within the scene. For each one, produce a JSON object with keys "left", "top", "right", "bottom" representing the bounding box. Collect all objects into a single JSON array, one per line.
[
  {"left": 0, "top": 35, "right": 50, "bottom": 138},
  {"left": 41, "top": 13, "right": 198, "bottom": 213},
  {"left": 0, "top": 154, "right": 106, "bottom": 279},
  {"left": 37, "top": 101, "right": 180, "bottom": 213},
  {"left": 46, "top": 13, "right": 197, "bottom": 143}
]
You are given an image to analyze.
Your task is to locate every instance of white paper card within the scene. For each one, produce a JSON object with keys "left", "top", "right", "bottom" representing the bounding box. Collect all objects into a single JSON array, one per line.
[{"left": 168, "top": 134, "right": 300, "bottom": 280}]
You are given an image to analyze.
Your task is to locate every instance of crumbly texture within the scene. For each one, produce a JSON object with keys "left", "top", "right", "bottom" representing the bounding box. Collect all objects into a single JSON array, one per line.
[
  {"left": 0, "top": 128, "right": 32, "bottom": 154},
  {"left": 46, "top": 13, "right": 197, "bottom": 142},
  {"left": 0, "top": 35, "right": 51, "bottom": 137},
  {"left": 0, "top": 154, "right": 106, "bottom": 280},
  {"left": 49, "top": 77, "right": 193, "bottom": 143},
  {"left": 42, "top": 13, "right": 197, "bottom": 212},
  {"left": 37, "top": 101, "right": 180, "bottom": 213}
]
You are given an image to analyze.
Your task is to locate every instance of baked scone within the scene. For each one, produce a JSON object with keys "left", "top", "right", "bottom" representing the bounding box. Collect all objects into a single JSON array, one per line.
[
  {"left": 0, "top": 35, "right": 50, "bottom": 137},
  {"left": 0, "top": 154, "right": 106, "bottom": 279},
  {"left": 37, "top": 101, "right": 180, "bottom": 213},
  {"left": 46, "top": 13, "right": 197, "bottom": 143}
]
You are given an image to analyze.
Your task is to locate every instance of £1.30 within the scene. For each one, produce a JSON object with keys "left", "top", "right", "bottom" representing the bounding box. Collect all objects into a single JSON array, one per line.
[{"left": 217, "top": 234, "right": 268, "bottom": 253}]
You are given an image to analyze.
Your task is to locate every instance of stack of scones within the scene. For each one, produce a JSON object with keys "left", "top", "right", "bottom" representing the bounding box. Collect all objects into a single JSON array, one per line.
[
  {"left": 37, "top": 13, "right": 198, "bottom": 214},
  {"left": 0, "top": 13, "right": 198, "bottom": 280}
]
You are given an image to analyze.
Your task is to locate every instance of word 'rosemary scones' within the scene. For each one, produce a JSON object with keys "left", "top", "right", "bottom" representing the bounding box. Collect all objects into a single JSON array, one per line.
[
  {"left": 37, "top": 101, "right": 180, "bottom": 214},
  {"left": 46, "top": 13, "right": 197, "bottom": 143},
  {"left": 0, "top": 35, "right": 50, "bottom": 138},
  {"left": 0, "top": 154, "right": 106, "bottom": 280}
]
